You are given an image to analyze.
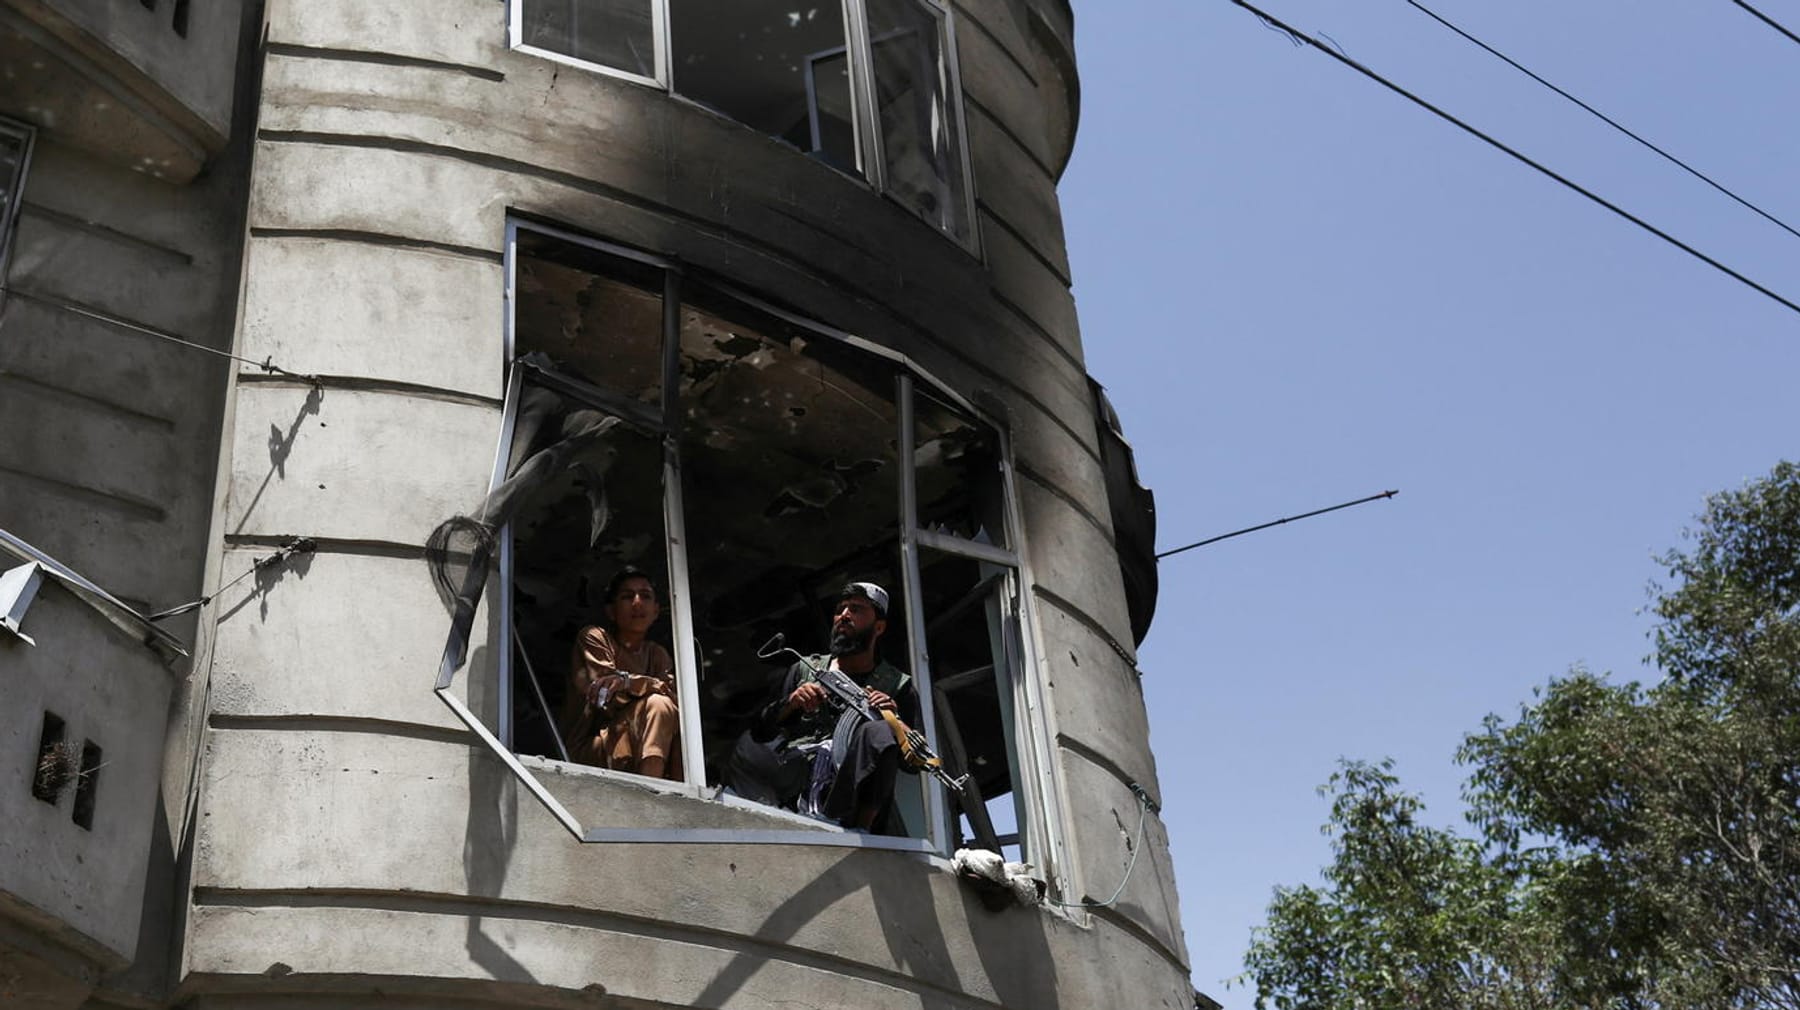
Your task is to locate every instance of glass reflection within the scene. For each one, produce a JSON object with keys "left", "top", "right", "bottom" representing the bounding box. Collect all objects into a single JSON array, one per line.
[
  {"left": 866, "top": 0, "right": 970, "bottom": 241},
  {"left": 520, "top": 0, "right": 659, "bottom": 81}
]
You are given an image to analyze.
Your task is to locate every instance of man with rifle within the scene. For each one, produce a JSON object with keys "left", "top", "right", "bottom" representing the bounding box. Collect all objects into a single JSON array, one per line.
[{"left": 730, "top": 582, "right": 940, "bottom": 833}]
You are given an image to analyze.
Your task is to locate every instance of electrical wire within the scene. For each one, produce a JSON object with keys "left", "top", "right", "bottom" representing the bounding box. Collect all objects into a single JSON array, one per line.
[
  {"left": 1731, "top": 0, "right": 1800, "bottom": 48},
  {"left": 1157, "top": 490, "right": 1398, "bottom": 561},
  {"left": 1227, "top": 0, "right": 1800, "bottom": 319},
  {"left": 1404, "top": 0, "right": 1800, "bottom": 243},
  {"left": 148, "top": 538, "right": 316, "bottom": 621},
  {"left": 1046, "top": 784, "right": 1159, "bottom": 910}
]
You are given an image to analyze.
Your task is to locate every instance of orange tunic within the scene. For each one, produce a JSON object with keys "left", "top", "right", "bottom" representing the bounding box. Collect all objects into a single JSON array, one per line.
[{"left": 561, "top": 625, "right": 682, "bottom": 780}]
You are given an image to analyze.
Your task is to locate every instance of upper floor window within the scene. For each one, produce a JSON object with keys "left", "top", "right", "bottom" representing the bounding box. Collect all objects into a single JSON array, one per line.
[
  {"left": 0, "top": 118, "right": 34, "bottom": 291},
  {"left": 509, "top": 0, "right": 976, "bottom": 248}
]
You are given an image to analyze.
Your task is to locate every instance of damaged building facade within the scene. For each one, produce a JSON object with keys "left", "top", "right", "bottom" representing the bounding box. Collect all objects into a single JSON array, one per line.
[{"left": 0, "top": 0, "right": 1183, "bottom": 1007}]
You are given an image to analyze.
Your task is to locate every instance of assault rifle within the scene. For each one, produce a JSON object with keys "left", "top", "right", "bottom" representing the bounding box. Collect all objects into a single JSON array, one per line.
[{"left": 758, "top": 633, "right": 969, "bottom": 794}]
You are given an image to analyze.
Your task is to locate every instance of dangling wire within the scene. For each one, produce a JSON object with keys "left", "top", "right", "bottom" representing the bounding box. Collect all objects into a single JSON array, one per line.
[{"left": 1046, "top": 783, "right": 1161, "bottom": 910}]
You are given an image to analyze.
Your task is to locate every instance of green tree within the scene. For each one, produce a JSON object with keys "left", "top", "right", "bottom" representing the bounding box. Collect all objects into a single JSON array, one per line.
[
  {"left": 1246, "top": 462, "right": 1800, "bottom": 1010},
  {"left": 1244, "top": 760, "right": 1568, "bottom": 1009}
]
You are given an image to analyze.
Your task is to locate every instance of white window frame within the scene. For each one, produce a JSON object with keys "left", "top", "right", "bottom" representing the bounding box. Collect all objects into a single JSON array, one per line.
[
  {"left": 508, "top": 0, "right": 669, "bottom": 89},
  {"left": 503, "top": 0, "right": 979, "bottom": 253},
  {"left": 435, "top": 219, "right": 1061, "bottom": 884}
]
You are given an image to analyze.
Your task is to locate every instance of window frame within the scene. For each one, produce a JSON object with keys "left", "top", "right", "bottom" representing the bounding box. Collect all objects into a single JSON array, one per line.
[
  {"left": 436, "top": 218, "right": 1060, "bottom": 878},
  {"left": 508, "top": 0, "right": 669, "bottom": 89},
  {"left": 0, "top": 117, "right": 37, "bottom": 300},
  {"left": 503, "top": 0, "right": 980, "bottom": 253}
]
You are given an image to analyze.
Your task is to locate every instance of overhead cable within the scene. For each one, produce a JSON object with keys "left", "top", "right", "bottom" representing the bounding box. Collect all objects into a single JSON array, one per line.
[
  {"left": 1227, "top": 0, "right": 1800, "bottom": 320},
  {"left": 1731, "top": 0, "right": 1800, "bottom": 48},
  {"left": 148, "top": 537, "right": 316, "bottom": 621},
  {"left": 5, "top": 288, "right": 321, "bottom": 387},
  {"left": 1157, "top": 490, "right": 1398, "bottom": 561},
  {"left": 1404, "top": 0, "right": 1800, "bottom": 243}
]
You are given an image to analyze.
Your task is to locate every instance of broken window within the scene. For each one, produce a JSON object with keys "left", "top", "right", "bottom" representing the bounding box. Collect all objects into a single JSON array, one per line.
[
  {"left": 447, "top": 220, "right": 1053, "bottom": 858},
  {"left": 919, "top": 551, "right": 1029, "bottom": 861},
  {"left": 508, "top": 0, "right": 975, "bottom": 247},
  {"left": 0, "top": 118, "right": 33, "bottom": 293},
  {"left": 669, "top": 0, "right": 859, "bottom": 173},
  {"left": 864, "top": 0, "right": 971, "bottom": 244}
]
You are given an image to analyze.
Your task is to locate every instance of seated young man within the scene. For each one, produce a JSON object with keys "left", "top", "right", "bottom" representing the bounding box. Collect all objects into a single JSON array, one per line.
[
  {"left": 729, "top": 582, "right": 916, "bottom": 832},
  {"left": 560, "top": 567, "right": 682, "bottom": 781}
]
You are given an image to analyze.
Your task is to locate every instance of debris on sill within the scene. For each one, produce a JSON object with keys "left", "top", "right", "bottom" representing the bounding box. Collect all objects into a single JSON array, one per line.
[{"left": 952, "top": 848, "right": 1045, "bottom": 910}]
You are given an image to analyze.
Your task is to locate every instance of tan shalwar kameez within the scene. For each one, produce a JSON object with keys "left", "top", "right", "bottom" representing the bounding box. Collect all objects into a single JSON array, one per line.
[{"left": 561, "top": 625, "right": 682, "bottom": 780}]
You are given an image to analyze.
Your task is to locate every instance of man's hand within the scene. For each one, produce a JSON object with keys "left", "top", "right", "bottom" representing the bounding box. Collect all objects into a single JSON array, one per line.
[
  {"left": 587, "top": 673, "right": 627, "bottom": 704},
  {"left": 865, "top": 688, "right": 896, "bottom": 713},
  {"left": 787, "top": 681, "right": 829, "bottom": 713}
]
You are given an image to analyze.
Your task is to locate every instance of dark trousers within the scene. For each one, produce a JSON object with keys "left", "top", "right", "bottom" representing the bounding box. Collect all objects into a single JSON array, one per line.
[{"left": 727, "top": 719, "right": 902, "bottom": 832}]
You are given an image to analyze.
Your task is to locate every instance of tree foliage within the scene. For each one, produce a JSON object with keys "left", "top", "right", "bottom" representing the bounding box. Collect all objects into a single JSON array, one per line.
[{"left": 1245, "top": 462, "right": 1800, "bottom": 1010}]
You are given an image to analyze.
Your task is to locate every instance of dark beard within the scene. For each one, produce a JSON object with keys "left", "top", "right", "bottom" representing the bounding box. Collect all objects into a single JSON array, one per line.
[{"left": 829, "top": 625, "right": 874, "bottom": 657}]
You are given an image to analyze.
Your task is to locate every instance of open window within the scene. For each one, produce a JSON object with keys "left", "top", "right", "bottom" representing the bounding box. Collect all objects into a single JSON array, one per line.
[
  {"left": 513, "top": 0, "right": 664, "bottom": 86},
  {"left": 508, "top": 0, "right": 976, "bottom": 248},
  {"left": 436, "top": 220, "right": 1054, "bottom": 862}
]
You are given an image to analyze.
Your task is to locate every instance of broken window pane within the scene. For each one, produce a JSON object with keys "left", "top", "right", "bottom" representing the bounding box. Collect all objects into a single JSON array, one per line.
[
  {"left": 865, "top": 0, "right": 970, "bottom": 242},
  {"left": 920, "top": 549, "right": 1026, "bottom": 862},
  {"left": 914, "top": 391, "right": 1008, "bottom": 548},
  {"left": 503, "top": 378, "right": 680, "bottom": 782},
  {"left": 669, "top": 0, "right": 859, "bottom": 171},
  {"left": 513, "top": 229, "right": 665, "bottom": 407},
  {"left": 518, "top": 0, "right": 659, "bottom": 82}
]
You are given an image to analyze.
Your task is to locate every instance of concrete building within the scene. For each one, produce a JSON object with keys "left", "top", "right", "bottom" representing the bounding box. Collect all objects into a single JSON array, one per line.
[{"left": 1, "top": 1, "right": 1187, "bottom": 1007}]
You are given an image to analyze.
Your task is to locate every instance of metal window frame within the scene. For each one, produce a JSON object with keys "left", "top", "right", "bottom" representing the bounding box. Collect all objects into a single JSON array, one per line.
[
  {"left": 507, "top": 0, "right": 668, "bottom": 89},
  {"left": 932, "top": 0, "right": 981, "bottom": 253},
  {"left": 855, "top": 0, "right": 980, "bottom": 254},
  {"left": 440, "top": 218, "right": 1055, "bottom": 867},
  {"left": 904, "top": 397, "right": 1064, "bottom": 879},
  {"left": 501, "top": 1, "right": 977, "bottom": 250},
  {"left": 0, "top": 117, "right": 36, "bottom": 299}
]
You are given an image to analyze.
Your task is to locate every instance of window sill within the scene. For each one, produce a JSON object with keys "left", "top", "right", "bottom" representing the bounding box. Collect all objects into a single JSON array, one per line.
[{"left": 513, "top": 753, "right": 943, "bottom": 853}]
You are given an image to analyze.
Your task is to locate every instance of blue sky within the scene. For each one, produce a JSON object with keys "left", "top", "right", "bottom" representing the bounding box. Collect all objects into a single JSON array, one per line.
[{"left": 1059, "top": 0, "right": 1800, "bottom": 1003}]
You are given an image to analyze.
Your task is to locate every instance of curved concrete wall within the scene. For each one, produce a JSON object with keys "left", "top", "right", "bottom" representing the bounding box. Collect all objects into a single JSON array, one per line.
[{"left": 187, "top": 1, "right": 1189, "bottom": 1006}]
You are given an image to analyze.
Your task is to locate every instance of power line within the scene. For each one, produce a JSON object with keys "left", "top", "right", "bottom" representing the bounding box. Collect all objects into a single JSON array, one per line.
[
  {"left": 1229, "top": 0, "right": 1800, "bottom": 320},
  {"left": 1731, "top": 0, "right": 1800, "bottom": 48},
  {"left": 1404, "top": 0, "right": 1800, "bottom": 243},
  {"left": 4, "top": 288, "right": 321, "bottom": 387},
  {"left": 1157, "top": 490, "right": 1398, "bottom": 560}
]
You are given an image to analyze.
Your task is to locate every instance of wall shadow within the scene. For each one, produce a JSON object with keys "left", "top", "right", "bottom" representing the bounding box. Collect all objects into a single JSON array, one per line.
[
  {"left": 458, "top": 639, "right": 540, "bottom": 986},
  {"left": 691, "top": 847, "right": 1060, "bottom": 1010}
]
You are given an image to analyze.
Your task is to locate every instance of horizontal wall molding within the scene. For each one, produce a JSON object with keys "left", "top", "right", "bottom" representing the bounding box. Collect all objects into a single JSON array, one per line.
[
  {"left": 0, "top": 463, "right": 168, "bottom": 522},
  {"left": 265, "top": 42, "right": 507, "bottom": 82},
  {"left": 1033, "top": 585, "right": 1138, "bottom": 669},
  {"left": 206, "top": 713, "right": 477, "bottom": 747},
  {"left": 20, "top": 202, "right": 195, "bottom": 264},
  {"left": 962, "top": 95, "right": 1058, "bottom": 193},
  {"left": 1015, "top": 462, "right": 1116, "bottom": 549},
  {"left": 249, "top": 226, "right": 504, "bottom": 263},
  {"left": 0, "top": 369, "right": 177, "bottom": 429}
]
